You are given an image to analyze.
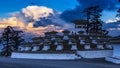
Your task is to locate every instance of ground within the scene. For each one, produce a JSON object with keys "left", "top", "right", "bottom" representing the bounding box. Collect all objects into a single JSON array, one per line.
[{"left": 0, "top": 57, "right": 120, "bottom": 68}]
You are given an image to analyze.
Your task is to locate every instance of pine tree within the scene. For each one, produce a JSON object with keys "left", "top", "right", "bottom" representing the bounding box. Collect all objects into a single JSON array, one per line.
[
  {"left": 116, "top": 0, "right": 120, "bottom": 22},
  {"left": 116, "top": 8, "right": 120, "bottom": 18},
  {"left": 0, "top": 26, "right": 24, "bottom": 56},
  {"left": 83, "top": 6, "right": 103, "bottom": 33}
]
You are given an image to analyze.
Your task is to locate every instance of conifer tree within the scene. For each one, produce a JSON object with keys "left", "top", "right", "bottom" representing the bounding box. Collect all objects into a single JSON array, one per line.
[
  {"left": 0, "top": 26, "right": 24, "bottom": 56},
  {"left": 83, "top": 6, "right": 103, "bottom": 32}
]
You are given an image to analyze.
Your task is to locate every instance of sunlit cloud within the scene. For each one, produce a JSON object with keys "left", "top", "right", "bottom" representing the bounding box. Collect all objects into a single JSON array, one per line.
[
  {"left": 22, "top": 6, "right": 54, "bottom": 21},
  {"left": 106, "top": 17, "right": 120, "bottom": 23},
  {"left": 0, "top": 6, "right": 66, "bottom": 41}
]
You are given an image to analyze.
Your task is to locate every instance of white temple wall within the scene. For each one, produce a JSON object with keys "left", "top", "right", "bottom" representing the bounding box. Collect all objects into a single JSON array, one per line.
[
  {"left": 24, "top": 47, "right": 31, "bottom": 51},
  {"left": 71, "top": 45, "right": 77, "bottom": 50},
  {"left": 77, "top": 50, "right": 113, "bottom": 58},
  {"left": 11, "top": 52, "right": 78, "bottom": 60},
  {"left": 32, "top": 46, "right": 40, "bottom": 51},
  {"left": 106, "top": 45, "right": 113, "bottom": 49},
  {"left": 0, "top": 44, "right": 3, "bottom": 52},
  {"left": 42, "top": 46, "right": 50, "bottom": 51},
  {"left": 97, "top": 45, "right": 104, "bottom": 49},
  {"left": 56, "top": 45, "right": 63, "bottom": 50},
  {"left": 113, "top": 45, "right": 120, "bottom": 57},
  {"left": 105, "top": 44, "right": 120, "bottom": 64},
  {"left": 84, "top": 45, "right": 90, "bottom": 49}
]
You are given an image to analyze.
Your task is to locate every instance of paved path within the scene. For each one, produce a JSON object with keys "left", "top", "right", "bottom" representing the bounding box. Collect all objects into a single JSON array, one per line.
[{"left": 0, "top": 57, "right": 120, "bottom": 68}]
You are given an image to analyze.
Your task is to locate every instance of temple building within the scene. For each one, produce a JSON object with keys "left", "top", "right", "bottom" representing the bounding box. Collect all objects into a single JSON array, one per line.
[
  {"left": 17, "top": 19, "right": 112, "bottom": 52},
  {"left": 11, "top": 19, "right": 116, "bottom": 60}
]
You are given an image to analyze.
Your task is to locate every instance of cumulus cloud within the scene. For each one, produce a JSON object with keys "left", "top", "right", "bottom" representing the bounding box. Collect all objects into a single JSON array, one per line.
[
  {"left": 22, "top": 6, "right": 54, "bottom": 21},
  {"left": 10, "top": 6, "right": 71, "bottom": 27},
  {"left": 0, "top": 17, "right": 25, "bottom": 28},
  {"left": 11, "top": 6, "right": 54, "bottom": 25},
  {"left": 0, "top": 6, "right": 68, "bottom": 41}
]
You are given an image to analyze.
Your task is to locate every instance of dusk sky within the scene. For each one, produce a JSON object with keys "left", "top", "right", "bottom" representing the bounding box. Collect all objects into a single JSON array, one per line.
[
  {"left": 0, "top": 0, "right": 119, "bottom": 22},
  {"left": 0, "top": 0, "right": 120, "bottom": 37}
]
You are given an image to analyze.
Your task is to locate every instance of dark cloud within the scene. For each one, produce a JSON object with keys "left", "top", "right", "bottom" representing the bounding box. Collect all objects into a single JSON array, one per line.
[
  {"left": 33, "top": 16, "right": 57, "bottom": 27},
  {"left": 33, "top": 13, "right": 69, "bottom": 27},
  {"left": 33, "top": 18, "right": 53, "bottom": 27},
  {"left": 61, "top": 0, "right": 120, "bottom": 22},
  {"left": 77, "top": 0, "right": 119, "bottom": 10}
]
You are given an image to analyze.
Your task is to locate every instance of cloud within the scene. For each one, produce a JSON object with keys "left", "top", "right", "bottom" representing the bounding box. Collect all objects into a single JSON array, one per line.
[
  {"left": 106, "top": 18, "right": 120, "bottom": 23},
  {"left": 77, "top": 0, "right": 119, "bottom": 10},
  {"left": 11, "top": 6, "right": 72, "bottom": 27},
  {"left": 11, "top": 6, "right": 54, "bottom": 25},
  {"left": 61, "top": 0, "right": 120, "bottom": 22},
  {"left": 0, "top": 6, "right": 68, "bottom": 41},
  {"left": 103, "top": 19, "right": 120, "bottom": 36},
  {"left": 0, "top": 17, "right": 25, "bottom": 28},
  {"left": 22, "top": 6, "right": 54, "bottom": 21}
]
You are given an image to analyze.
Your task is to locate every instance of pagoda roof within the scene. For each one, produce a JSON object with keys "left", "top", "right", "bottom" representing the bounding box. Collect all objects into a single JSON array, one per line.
[
  {"left": 84, "top": 40, "right": 91, "bottom": 43},
  {"left": 109, "top": 36, "right": 120, "bottom": 44},
  {"left": 32, "top": 37, "right": 44, "bottom": 40},
  {"left": 32, "top": 41, "right": 40, "bottom": 44},
  {"left": 72, "top": 20, "right": 89, "bottom": 24},
  {"left": 21, "top": 42, "right": 33, "bottom": 46}
]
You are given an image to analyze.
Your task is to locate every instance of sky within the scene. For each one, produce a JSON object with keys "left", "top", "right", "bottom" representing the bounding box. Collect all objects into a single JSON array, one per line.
[
  {"left": 0, "top": 0, "right": 120, "bottom": 38},
  {"left": 0, "top": 0, "right": 119, "bottom": 22},
  {"left": 0, "top": 0, "right": 78, "bottom": 18},
  {"left": 0, "top": 0, "right": 79, "bottom": 39}
]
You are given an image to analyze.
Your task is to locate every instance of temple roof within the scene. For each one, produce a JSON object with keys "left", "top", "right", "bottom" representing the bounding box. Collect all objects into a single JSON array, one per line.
[
  {"left": 109, "top": 36, "right": 120, "bottom": 44},
  {"left": 72, "top": 20, "right": 89, "bottom": 24},
  {"left": 32, "top": 37, "right": 44, "bottom": 40},
  {"left": 21, "top": 42, "right": 33, "bottom": 46}
]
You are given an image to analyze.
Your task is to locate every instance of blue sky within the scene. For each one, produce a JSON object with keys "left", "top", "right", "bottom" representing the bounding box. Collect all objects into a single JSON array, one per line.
[
  {"left": 0, "top": 0, "right": 78, "bottom": 17},
  {"left": 0, "top": 0, "right": 118, "bottom": 22}
]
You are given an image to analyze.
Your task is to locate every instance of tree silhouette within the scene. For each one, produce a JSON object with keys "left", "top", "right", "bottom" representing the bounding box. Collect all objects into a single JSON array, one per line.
[
  {"left": 116, "top": 8, "right": 120, "bottom": 18},
  {"left": 12, "top": 31, "right": 24, "bottom": 51},
  {"left": 0, "top": 26, "right": 24, "bottom": 56},
  {"left": 83, "top": 6, "right": 103, "bottom": 33}
]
